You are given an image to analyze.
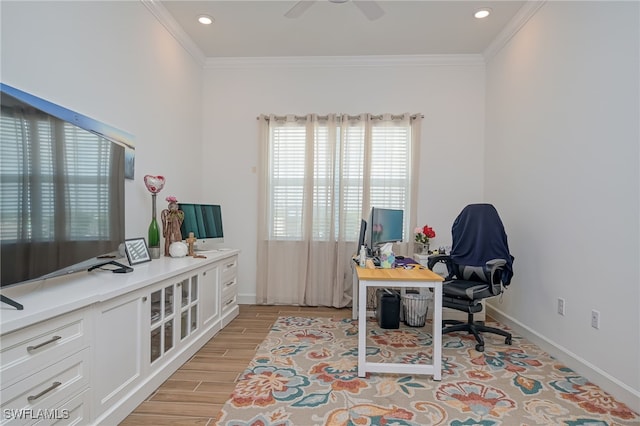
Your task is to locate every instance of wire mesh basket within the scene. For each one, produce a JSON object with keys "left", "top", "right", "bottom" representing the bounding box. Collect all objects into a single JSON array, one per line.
[{"left": 402, "top": 292, "right": 430, "bottom": 327}]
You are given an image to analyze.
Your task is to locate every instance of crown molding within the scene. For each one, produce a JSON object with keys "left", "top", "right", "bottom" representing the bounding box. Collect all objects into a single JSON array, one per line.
[
  {"left": 483, "top": 0, "right": 546, "bottom": 60},
  {"left": 204, "top": 54, "right": 485, "bottom": 69},
  {"left": 142, "top": 0, "right": 536, "bottom": 70},
  {"left": 141, "top": 0, "right": 206, "bottom": 67}
]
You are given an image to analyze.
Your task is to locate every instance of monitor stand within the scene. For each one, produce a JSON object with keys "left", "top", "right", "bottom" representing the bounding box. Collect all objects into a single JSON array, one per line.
[{"left": 1, "top": 294, "right": 24, "bottom": 310}]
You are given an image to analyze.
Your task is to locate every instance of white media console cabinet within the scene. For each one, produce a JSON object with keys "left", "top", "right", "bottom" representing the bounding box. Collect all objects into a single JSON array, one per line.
[{"left": 0, "top": 250, "right": 239, "bottom": 425}]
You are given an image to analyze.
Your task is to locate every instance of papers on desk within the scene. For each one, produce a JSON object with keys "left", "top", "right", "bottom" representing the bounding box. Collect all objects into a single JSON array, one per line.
[
  {"left": 399, "top": 264, "right": 425, "bottom": 270},
  {"left": 394, "top": 257, "right": 425, "bottom": 269}
]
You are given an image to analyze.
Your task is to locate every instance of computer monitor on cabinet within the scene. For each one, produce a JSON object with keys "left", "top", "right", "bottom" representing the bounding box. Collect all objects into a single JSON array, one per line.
[{"left": 178, "top": 203, "right": 224, "bottom": 251}]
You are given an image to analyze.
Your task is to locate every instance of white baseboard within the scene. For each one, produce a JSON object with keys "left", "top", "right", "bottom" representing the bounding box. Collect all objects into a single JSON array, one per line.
[
  {"left": 486, "top": 304, "right": 640, "bottom": 412},
  {"left": 238, "top": 293, "right": 257, "bottom": 305}
]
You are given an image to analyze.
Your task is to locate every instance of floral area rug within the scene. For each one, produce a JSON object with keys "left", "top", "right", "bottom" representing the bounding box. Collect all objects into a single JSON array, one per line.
[{"left": 215, "top": 316, "right": 639, "bottom": 425}]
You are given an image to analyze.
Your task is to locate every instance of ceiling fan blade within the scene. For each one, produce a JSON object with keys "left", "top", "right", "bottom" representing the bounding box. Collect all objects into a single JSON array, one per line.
[
  {"left": 285, "top": 1, "right": 317, "bottom": 19},
  {"left": 352, "top": 1, "right": 384, "bottom": 21}
]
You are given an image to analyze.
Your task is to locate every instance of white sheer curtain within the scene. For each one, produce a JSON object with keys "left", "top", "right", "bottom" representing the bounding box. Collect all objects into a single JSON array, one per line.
[{"left": 256, "top": 113, "right": 422, "bottom": 307}]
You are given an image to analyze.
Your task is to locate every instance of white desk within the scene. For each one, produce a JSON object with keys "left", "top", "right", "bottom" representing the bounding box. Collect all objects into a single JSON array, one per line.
[{"left": 353, "top": 265, "right": 444, "bottom": 379}]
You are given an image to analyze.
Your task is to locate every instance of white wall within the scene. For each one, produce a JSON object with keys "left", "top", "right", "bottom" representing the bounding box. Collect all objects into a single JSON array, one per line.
[
  {"left": 1, "top": 1, "right": 204, "bottom": 239},
  {"left": 201, "top": 57, "right": 487, "bottom": 304},
  {"left": 485, "top": 1, "right": 639, "bottom": 409}
]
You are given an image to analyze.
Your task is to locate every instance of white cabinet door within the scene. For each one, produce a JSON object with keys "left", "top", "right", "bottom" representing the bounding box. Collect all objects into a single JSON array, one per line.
[
  {"left": 93, "top": 289, "right": 145, "bottom": 416},
  {"left": 199, "top": 264, "right": 219, "bottom": 329}
]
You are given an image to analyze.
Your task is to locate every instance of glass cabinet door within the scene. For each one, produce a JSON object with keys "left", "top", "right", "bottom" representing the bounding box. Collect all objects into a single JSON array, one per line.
[
  {"left": 164, "top": 285, "right": 174, "bottom": 316},
  {"left": 149, "top": 273, "right": 200, "bottom": 365},
  {"left": 149, "top": 285, "right": 175, "bottom": 364},
  {"left": 181, "top": 278, "right": 189, "bottom": 308},
  {"left": 180, "top": 275, "right": 199, "bottom": 341}
]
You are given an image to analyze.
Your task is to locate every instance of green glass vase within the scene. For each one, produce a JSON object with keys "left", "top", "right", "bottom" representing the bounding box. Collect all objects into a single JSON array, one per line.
[{"left": 148, "top": 194, "right": 161, "bottom": 258}]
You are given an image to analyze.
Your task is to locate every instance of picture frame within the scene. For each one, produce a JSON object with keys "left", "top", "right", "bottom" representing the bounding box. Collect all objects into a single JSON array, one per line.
[{"left": 124, "top": 237, "right": 152, "bottom": 265}]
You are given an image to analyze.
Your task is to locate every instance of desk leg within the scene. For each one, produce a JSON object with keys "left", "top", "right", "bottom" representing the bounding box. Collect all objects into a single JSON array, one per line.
[
  {"left": 432, "top": 282, "right": 442, "bottom": 380},
  {"left": 352, "top": 267, "right": 358, "bottom": 320},
  {"left": 357, "top": 280, "right": 367, "bottom": 377}
]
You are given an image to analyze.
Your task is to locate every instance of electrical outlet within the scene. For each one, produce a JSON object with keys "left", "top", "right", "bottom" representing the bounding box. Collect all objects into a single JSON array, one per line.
[
  {"left": 557, "top": 298, "right": 565, "bottom": 316},
  {"left": 591, "top": 310, "right": 600, "bottom": 329}
]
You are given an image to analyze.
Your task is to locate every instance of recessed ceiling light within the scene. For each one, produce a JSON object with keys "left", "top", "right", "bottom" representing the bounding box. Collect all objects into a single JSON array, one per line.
[
  {"left": 197, "top": 15, "right": 214, "bottom": 25},
  {"left": 474, "top": 8, "right": 491, "bottom": 19}
]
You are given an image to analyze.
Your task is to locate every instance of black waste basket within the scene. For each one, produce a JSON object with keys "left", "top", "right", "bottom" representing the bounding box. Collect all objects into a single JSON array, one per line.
[{"left": 376, "top": 289, "right": 400, "bottom": 329}]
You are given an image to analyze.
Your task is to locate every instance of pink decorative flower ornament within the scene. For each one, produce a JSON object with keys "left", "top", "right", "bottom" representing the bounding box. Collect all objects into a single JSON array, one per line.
[{"left": 144, "top": 175, "right": 165, "bottom": 194}]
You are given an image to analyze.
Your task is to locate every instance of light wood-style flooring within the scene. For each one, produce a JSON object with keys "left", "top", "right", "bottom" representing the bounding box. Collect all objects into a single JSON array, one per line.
[{"left": 120, "top": 305, "right": 351, "bottom": 425}]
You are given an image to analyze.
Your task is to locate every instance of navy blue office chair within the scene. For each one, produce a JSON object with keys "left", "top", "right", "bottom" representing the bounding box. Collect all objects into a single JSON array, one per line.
[{"left": 428, "top": 204, "right": 514, "bottom": 352}]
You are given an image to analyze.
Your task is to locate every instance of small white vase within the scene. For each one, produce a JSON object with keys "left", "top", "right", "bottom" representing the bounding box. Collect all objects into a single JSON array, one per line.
[{"left": 169, "top": 241, "right": 188, "bottom": 258}]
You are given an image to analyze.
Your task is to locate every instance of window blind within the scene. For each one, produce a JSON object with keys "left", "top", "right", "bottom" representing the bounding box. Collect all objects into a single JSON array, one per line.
[{"left": 267, "top": 117, "right": 411, "bottom": 242}]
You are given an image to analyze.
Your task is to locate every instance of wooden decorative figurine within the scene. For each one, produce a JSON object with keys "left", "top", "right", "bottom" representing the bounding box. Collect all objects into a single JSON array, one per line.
[
  {"left": 161, "top": 196, "right": 184, "bottom": 257},
  {"left": 186, "top": 232, "right": 197, "bottom": 257}
]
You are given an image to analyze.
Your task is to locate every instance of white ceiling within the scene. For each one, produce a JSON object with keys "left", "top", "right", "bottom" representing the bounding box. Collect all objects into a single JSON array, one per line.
[{"left": 157, "top": 0, "right": 528, "bottom": 58}]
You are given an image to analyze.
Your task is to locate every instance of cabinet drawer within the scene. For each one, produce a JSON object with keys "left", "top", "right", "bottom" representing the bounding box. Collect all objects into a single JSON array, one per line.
[
  {"left": 1, "top": 349, "right": 89, "bottom": 426},
  {"left": 221, "top": 274, "right": 237, "bottom": 300},
  {"left": 220, "top": 257, "right": 237, "bottom": 282},
  {"left": 1, "top": 311, "right": 88, "bottom": 388},
  {"left": 32, "top": 388, "right": 90, "bottom": 426},
  {"left": 221, "top": 293, "right": 237, "bottom": 315}
]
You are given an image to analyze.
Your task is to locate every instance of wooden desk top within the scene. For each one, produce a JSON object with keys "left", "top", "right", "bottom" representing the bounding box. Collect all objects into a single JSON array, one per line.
[{"left": 355, "top": 266, "right": 443, "bottom": 282}]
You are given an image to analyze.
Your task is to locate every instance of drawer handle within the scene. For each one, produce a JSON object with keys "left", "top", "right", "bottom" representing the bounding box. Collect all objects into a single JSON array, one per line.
[
  {"left": 225, "top": 280, "right": 235, "bottom": 288},
  {"left": 27, "top": 381, "right": 62, "bottom": 402},
  {"left": 224, "top": 298, "right": 235, "bottom": 306},
  {"left": 27, "top": 335, "right": 62, "bottom": 352},
  {"left": 225, "top": 262, "right": 235, "bottom": 269}
]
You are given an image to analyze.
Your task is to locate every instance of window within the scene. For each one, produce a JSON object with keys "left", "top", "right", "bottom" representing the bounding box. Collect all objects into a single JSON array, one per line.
[{"left": 266, "top": 114, "right": 413, "bottom": 242}]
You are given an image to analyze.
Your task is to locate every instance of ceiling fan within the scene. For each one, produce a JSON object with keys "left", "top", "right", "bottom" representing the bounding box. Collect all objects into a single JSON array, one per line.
[{"left": 285, "top": 0, "right": 385, "bottom": 21}]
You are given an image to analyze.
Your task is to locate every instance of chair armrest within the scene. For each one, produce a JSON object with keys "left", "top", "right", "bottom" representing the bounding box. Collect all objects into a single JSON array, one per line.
[
  {"left": 486, "top": 259, "right": 507, "bottom": 294},
  {"left": 426, "top": 253, "right": 449, "bottom": 269},
  {"left": 427, "top": 254, "right": 454, "bottom": 279}
]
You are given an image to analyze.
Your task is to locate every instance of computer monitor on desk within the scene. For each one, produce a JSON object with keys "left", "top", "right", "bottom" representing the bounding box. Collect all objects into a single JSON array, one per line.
[
  {"left": 368, "top": 207, "right": 404, "bottom": 254},
  {"left": 357, "top": 219, "right": 367, "bottom": 252}
]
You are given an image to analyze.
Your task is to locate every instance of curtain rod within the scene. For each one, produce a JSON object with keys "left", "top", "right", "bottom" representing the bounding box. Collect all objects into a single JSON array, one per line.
[{"left": 257, "top": 113, "right": 424, "bottom": 121}]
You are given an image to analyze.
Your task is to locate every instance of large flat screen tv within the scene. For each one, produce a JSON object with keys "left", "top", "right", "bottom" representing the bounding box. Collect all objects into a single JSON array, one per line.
[{"left": 0, "top": 84, "right": 131, "bottom": 300}]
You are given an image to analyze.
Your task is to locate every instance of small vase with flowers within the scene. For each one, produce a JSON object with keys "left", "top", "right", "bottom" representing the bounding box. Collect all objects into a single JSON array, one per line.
[{"left": 414, "top": 224, "right": 436, "bottom": 254}]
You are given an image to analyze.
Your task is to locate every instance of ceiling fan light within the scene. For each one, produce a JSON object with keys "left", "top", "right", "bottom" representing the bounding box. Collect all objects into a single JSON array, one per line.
[
  {"left": 197, "top": 15, "right": 214, "bottom": 25},
  {"left": 474, "top": 8, "right": 491, "bottom": 19}
]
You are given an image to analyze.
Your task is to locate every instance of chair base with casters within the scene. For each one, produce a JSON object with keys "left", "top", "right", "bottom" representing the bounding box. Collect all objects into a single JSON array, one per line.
[{"left": 443, "top": 312, "right": 512, "bottom": 353}]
